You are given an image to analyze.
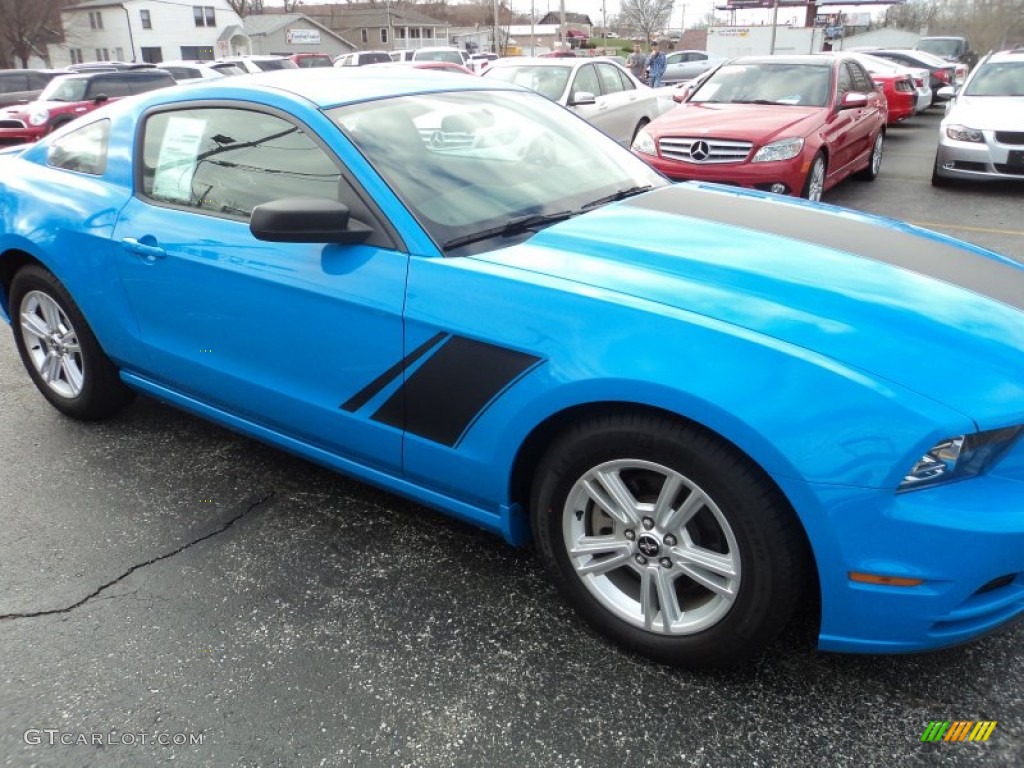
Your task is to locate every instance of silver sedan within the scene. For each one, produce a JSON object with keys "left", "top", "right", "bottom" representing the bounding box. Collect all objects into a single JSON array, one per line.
[
  {"left": 481, "top": 57, "right": 673, "bottom": 146},
  {"left": 932, "top": 49, "right": 1024, "bottom": 185}
]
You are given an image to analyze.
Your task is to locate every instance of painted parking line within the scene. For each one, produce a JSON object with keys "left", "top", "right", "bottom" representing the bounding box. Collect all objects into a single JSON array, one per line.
[{"left": 909, "top": 221, "right": 1024, "bottom": 238}]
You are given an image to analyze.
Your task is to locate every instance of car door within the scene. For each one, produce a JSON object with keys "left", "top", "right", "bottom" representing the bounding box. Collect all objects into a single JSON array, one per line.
[
  {"left": 112, "top": 104, "right": 407, "bottom": 470},
  {"left": 845, "top": 61, "right": 882, "bottom": 164},
  {"left": 568, "top": 63, "right": 629, "bottom": 144},
  {"left": 822, "top": 62, "right": 859, "bottom": 179},
  {"left": 593, "top": 62, "right": 646, "bottom": 144}
]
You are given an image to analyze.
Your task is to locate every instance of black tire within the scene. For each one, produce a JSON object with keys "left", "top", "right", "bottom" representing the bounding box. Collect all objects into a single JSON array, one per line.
[
  {"left": 854, "top": 131, "right": 884, "bottom": 181},
  {"left": 9, "top": 264, "right": 134, "bottom": 420},
  {"left": 530, "top": 411, "right": 807, "bottom": 668},
  {"left": 931, "top": 158, "right": 952, "bottom": 188},
  {"left": 800, "top": 152, "right": 826, "bottom": 201}
]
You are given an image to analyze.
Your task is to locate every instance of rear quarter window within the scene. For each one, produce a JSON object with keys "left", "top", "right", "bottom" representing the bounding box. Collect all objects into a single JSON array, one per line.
[{"left": 47, "top": 119, "right": 110, "bottom": 175}]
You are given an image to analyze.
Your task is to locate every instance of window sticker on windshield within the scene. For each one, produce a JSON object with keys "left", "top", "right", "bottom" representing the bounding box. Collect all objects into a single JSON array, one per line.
[{"left": 151, "top": 116, "right": 205, "bottom": 203}]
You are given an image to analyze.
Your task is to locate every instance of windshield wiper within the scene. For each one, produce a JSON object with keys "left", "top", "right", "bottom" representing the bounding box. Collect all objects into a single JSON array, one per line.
[
  {"left": 581, "top": 185, "right": 653, "bottom": 211},
  {"left": 442, "top": 210, "right": 575, "bottom": 250},
  {"left": 731, "top": 99, "right": 781, "bottom": 105}
]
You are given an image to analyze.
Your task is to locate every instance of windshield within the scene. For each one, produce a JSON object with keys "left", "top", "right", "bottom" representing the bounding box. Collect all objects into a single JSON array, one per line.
[
  {"left": 210, "top": 64, "right": 245, "bottom": 76},
  {"left": 38, "top": 77, "right": 87, "bottom": 102},
  {"left": 964, "top": 61, "right": 1024, "bottom": 96},
  {"left": 690, "top": 63, "right": 832, "bottom": 107},
  {"left": 917, "top": 39, "right": 962, "bottom": 58},
  {"left": 483, "top": 66, "right": 570, "bottom": 102},
  {"left": 329, "top": 90, "right": 666, "bottom": 253}
]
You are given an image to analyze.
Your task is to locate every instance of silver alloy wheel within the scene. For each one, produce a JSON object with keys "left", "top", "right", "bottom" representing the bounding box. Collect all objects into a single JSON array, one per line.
[
  {"left": 562, "top": 459, "right": 741, "bottom": 635},
  {"left": 19, "top": 290, "right": 84, "bottom": 399},
  {"left": 870, "top": 133, "right": 883, "bottom": 175},
  {"left": 806, "top": 156, "right": 825, "bottom": 202}
]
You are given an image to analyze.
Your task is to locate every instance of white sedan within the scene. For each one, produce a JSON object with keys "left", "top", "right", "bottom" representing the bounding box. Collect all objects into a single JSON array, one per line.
[{"left": 481, "top": 57, "right": 674, "bottom": 146}]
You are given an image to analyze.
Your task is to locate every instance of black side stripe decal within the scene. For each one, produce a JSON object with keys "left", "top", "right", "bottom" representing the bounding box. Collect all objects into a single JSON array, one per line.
[
  {"left": 340, "top": 331, "right": 447, "bottom": 413},
  {"left": 371, "top": 336, "right": 542, "bottom": 447},
  {"left": 627, "top": 185, "right": 1024, "bottom": 312}
]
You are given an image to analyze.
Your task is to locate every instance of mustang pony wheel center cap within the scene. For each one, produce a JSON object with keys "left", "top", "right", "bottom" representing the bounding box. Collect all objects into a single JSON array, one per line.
[{"left": 637, "top": 534, "right": 661, "bottom": 558}]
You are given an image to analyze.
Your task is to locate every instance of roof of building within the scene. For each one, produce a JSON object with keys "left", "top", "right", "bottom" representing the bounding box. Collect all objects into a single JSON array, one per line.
[
  {"left": 307, "top": 8, "right": 448, "bottom": 29},
  {"left": 242, "top": 12, "right": 353, "bottom": 45}
]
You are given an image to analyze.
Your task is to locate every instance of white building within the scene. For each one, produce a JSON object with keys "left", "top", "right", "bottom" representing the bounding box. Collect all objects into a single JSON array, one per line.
[{"left": 50, "top": 0, "right": 251, "bottom": 67}]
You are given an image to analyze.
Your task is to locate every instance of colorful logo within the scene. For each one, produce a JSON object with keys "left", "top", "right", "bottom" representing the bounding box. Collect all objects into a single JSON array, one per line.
[{"left": 920, "top": 721, "right": 998, "bottom": 742}]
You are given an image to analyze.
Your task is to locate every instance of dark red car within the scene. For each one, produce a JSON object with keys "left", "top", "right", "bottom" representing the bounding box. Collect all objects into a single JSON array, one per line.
[
  {"left": 631, "top": 55, "right": 887, "bottom": 201},
  {"left": 0, "top": 69, "right": 175, "bottom": 147}
]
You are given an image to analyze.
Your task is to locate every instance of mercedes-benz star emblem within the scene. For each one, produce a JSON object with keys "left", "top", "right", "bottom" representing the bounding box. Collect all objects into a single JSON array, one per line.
[
  {"left": 689, "top": 140, "right": 710, "bottom": 162},
  {"left": 637, "top": 535, "right": 660, "bottom": 558}
]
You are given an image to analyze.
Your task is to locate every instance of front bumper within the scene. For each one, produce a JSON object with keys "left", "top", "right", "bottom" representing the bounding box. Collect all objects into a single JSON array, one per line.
[
  {"left": 638, "top": 150, "right": 811, "bottom": 197},
  {"left": 0, "top": 125, "right": 44, "bottom": 147},
  {"left": 934, "top": 129, "right": 1024, "bottom": 182},
  {"left": 779, "top": 466, "right": 1024, "bottom": 654}
]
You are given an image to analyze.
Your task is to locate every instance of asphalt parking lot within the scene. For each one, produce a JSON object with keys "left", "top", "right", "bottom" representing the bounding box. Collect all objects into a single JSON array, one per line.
[{"left": 1, "top": 107, "right": 1022, "bottom": 768}]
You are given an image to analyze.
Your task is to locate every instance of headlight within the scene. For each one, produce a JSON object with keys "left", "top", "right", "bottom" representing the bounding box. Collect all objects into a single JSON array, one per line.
[
  {"left": 945, "top": 124, "right": 984, "bottom": 142},
  {"left": 752, "top": 138, "right": 804, "bottom": 163},
  {"left": 27, "top": 109, "right": 50, "bottom": 127},
  {"left": 631, "top": 130, "right": 656, "bottom": 156},
  {"left": 899, "top": 426, "right": 1023, "bottom": 491}
]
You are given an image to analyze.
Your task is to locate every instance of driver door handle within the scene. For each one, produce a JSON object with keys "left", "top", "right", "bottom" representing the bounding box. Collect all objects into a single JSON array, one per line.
[{"left": 121, "top": 237, "right": 167, "bottom": 261}]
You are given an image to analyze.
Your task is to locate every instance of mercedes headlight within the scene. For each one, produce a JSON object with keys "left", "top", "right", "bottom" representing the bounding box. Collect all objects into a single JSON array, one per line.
[
  {"left": 752, "top": 138, "right": 804, "bottom": 163},
  {"left": 899, "top": 426, "right": 1023, "bottom": 491},
  {"left": 631, "top": 130, "right": 656, "bottom": 156},
  {"left": 945, "top": 124, "right": 984, "bottom": 143}
]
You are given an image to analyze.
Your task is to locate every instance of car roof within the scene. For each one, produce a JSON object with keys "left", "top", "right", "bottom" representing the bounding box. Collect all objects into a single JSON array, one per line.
[
  {"left": 729, "top": 55, "right": 837, "bottom": 67},
  {"left": 172, "top": 67, "right": 518, "bottom": 108},
  {"left": 984, "top": 50, "right": 1024, "bottom": 63}
]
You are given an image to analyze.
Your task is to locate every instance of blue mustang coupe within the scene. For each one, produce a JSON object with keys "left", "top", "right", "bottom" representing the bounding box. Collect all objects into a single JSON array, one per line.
[{"left": 1, "top": 69, "right": 1021, "bottom": 667}]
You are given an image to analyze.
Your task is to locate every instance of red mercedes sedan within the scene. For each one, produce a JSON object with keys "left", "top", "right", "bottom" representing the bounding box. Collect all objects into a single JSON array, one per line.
[{"left": 631, "top": 55, "right": 887, "bottom": 201}]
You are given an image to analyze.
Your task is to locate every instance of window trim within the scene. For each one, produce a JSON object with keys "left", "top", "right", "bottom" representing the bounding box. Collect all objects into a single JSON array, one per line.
[
  {"left": 140, "top": 9, "right": 152, "bottom": 30},
  {"left": 131, "top": 100, "right": 405, "bottom": 251}
]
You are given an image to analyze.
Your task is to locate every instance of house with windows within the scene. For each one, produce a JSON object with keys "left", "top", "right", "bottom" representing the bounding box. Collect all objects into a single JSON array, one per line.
[
  {"left": 304, "top": 7, "right": 451, "bottom": 53},
  {"left": 242, "top": 13, "right": 355, "bottom": 59},
  {"left": 50, "top": 0, "right": 250, "bottom": 67}
]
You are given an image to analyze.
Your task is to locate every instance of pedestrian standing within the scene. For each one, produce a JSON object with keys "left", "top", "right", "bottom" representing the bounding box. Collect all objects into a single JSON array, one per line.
[
  {"left": 626, "top": 43, "right": 648, "bottom": 83},
  {"left": 647, "top": 43, "right": 667, "bottom": 88}
]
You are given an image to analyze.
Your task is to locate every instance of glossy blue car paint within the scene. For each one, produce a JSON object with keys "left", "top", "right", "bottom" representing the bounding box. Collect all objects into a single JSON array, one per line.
[{"left": 1, "top": 70, "right": 1022, "bottom": 657}]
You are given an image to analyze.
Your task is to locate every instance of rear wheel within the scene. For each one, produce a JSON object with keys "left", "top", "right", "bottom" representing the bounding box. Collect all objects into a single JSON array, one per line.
[
  {"left": 801, "top": 153, "right": 826, "bottom": 201},
  {"left": 855, "top": 131, "right": 884, "bottom": 181},
  {"left": 530, "top": 412, "right": 807, "bottom": 668},
  {"left": 10, "top": 265, "right": 133, "bottom": 420}
]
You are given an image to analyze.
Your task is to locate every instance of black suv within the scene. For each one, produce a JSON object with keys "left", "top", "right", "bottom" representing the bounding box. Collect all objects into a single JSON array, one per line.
[{"left": 0, "top": 69, "right": 64, "bottom": 108}]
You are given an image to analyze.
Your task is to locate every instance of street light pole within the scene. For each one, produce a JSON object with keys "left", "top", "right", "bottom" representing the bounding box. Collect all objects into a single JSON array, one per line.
[{"left": 768, "top": 0, "right": 779, "bottom": 55}]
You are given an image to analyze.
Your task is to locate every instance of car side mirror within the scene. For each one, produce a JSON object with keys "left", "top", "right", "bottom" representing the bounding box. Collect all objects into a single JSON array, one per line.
[
  {"left": 250, "top": 198, "right": 374, "bottom": 244},
  {"left": 569, "top": 90, "right": 596, "bottom": 106},
  {"left": 839, "top": 92, "right": 868, "bottom": 109},
  {"left": 93, "top": 93, "right": 109, "bottom": 104}
]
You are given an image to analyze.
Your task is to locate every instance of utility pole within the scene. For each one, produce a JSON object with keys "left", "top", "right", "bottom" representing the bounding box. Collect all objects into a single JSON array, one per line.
[{"left": 769, "top": 0, "right": 779, "bottom": 55}]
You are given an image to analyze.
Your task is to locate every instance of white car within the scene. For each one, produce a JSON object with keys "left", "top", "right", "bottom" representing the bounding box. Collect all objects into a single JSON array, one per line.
[
  {"left": 831, "top": 52, "right": 933, "bottom": 114},
  {"left": 218, "top": 55, "right": 298, "bottom": 74},
  {"left": 157, "top": 60, "right": 245, "bottom": 84},
  {"left": 932, "top": 49, "right": 1024, "bottom": 185},
  {"left": 481, "top": 57, "right": 673, "bottom": 146},
  {"left": 391, "top": 47, "right": 467, "bottom": 66},
  {"left": 336, "top": 51, "right": 392, "bottom": 67}
]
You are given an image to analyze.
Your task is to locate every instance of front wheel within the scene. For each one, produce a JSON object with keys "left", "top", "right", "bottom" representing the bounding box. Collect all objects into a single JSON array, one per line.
[
  {"left": 10, "top": 265, "right": 134, "bottom": 420},
  {"left": 530, "top": 413, "right": 807, "bottom": 668},
  {"left": 801, "top": 152, "right": 827, "bottom": 201}
]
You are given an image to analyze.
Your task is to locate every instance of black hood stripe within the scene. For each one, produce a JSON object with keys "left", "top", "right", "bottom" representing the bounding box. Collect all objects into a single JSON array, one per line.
[{"left": 627, "top": 186, "right": 1024, "bottom": 312}]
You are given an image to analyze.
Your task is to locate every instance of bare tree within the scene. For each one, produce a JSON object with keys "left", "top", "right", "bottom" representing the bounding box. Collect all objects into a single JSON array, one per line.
[
  {"left": 0, "top": 0, "right": 69, "bottom": 68},
  {"left": 619, "top": 0, "right": 674, "bottom": 45}
]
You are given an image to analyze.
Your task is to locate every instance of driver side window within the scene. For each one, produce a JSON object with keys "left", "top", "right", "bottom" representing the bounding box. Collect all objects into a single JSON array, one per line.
[
  {"left": 571, "top": 65, "right": 601, "bottom": 101},
  {"left": 140, "top": 107, "right": 341, "bottom": 219}
]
